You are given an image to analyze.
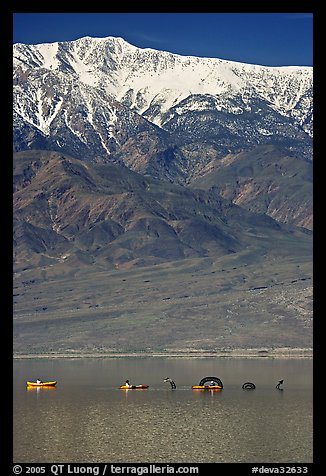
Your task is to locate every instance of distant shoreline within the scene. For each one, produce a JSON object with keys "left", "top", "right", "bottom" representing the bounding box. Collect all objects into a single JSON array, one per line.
[{"left": 13, "top": 348, "right": 313, "bottom": 359}]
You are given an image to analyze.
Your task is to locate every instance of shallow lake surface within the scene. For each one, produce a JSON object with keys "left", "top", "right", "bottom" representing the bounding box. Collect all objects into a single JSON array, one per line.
[{"left": 13, "top": 357, "right": 313, "bottom": 463}]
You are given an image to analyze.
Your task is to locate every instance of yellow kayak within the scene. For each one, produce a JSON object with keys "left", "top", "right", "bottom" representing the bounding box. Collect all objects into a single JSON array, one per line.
[
  {"left": 119, "top": 384, "right": 149, "bottom": 389},
  {"left": 192, "top": 385, "right": 222, "bottom": 390},
  {"left": 26, "top": 381, "right": 57, "bottom": 387}
]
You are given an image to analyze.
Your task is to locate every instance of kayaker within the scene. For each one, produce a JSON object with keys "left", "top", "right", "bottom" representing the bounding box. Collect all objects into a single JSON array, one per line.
[
  {"left": 125, "top": 379, "right": 132, "bottom": 387},
  {"left": 209, "top": 381, "right": 215, "bottom": 386},
  {"left": 36, "top": 378, "right": 43, "bottom": 384}
]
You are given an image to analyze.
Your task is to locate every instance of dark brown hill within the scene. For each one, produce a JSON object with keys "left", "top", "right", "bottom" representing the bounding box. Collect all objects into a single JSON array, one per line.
[
  {"left": 13, "top": 150, "right": 313, "bottom": 354},
  {"left": 190, "top": 145, "right": 313, "bottom": 230},
  {"left": 13, "top": 149, "right": 239, "bottom": 270},
  {"left": 14, "top": 149, "right": 293, "bottom": 272}
]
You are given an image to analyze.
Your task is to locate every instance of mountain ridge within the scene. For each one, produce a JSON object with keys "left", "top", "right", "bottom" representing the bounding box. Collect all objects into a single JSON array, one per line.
[
  {"left": 13, "top": 35, "right": 313, "bottom": 166},
  {"left": 15, "top": 149, "right": 292, "bottom": 271}
]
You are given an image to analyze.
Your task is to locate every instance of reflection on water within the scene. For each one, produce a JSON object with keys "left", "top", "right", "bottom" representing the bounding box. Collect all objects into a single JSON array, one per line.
[{"left": 13, "top": 357, "right": 313, "bottom": 463}]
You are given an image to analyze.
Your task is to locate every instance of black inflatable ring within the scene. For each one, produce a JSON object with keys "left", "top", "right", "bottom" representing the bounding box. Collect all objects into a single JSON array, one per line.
[
  {"left": 198, "top": 377, "right": 223, "bottom": 388},
  {"left": 242, "top": 382, "right": 256, "bottom": 389}
]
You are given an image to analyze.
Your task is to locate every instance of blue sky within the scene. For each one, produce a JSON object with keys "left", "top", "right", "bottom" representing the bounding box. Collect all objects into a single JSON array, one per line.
[{"left": 13, "top": 12, "right": 313, "bottom": 67}]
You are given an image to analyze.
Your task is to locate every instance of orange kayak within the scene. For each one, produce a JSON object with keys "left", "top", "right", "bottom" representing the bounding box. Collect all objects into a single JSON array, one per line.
[
  {"left": 192, "top": 385, "right": 222, "bottom": 390},
  {"left": 27, "top": 381, "right": 57, "bottom": 387}
]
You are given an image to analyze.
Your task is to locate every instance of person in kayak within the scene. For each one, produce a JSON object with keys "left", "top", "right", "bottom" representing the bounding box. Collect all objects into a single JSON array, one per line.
[
  {"left": 125, "top": 380, "right": 132, "bottom": 387},
  {"left": 209, "top": 381, "right": 215, "bottom": 386},
  {"left": 36, "top": 379, "right": 43, "bottom": 384}
]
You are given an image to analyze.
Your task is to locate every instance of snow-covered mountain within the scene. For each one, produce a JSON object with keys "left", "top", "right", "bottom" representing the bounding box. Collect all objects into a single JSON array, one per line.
[
  {"left": 13, "top": 38, "right": 313, "bottom": 353},
  {"left": 13, "top": 35, "right": 313, "bottom": 175}
]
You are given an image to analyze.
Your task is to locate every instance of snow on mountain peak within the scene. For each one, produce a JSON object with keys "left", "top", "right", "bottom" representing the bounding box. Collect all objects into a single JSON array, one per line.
[{"left": 13, "top": 35, "right": 313, "bottom": 158}]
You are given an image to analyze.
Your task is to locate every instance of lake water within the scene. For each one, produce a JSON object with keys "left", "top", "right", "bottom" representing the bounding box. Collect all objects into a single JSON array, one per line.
[{"left": 13, "top": 357, "right": 313, "bottom": 464}]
